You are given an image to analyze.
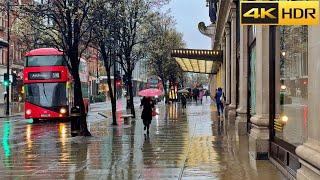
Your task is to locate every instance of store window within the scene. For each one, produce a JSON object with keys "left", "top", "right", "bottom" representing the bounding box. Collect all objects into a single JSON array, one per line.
[
  {"left": 0, "top": 11, "right": 4, "bottom": 28},
  {"left": 276, "top": 26, "right": 308, "bottom": 146},
  {"left": 249, "top": 46, "right": 256, "bottom": 115},
  {"left": 248, "top": 25, "right": 257, "bottom": 120}
]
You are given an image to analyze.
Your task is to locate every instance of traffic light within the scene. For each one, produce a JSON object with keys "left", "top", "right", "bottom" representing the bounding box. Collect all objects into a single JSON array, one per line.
[
  {"left": 3, "top": 73, "right": 9, "bottom": 87},
  {"left": 12, "top": 73, "right": 17, "bottom": 86}
]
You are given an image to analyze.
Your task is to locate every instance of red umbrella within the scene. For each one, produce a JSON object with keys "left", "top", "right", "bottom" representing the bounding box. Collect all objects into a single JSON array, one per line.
[{"left": 138, "top": 88, "right": 163, "bottom": 97}]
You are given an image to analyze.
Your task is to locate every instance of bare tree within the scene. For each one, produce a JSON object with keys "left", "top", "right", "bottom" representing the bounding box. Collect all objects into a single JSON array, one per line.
[
  {"left": 94, "top": 0, "right": 121, "bottom": 125},
  {"left": 116, "top": 0, "right": 168, "bottom": 118},
  {"left": 22, "top": 0, "right": 99, "bottom": 136},
  {"left": 147, "top": 13, "right": 185, "bottom": 102}
]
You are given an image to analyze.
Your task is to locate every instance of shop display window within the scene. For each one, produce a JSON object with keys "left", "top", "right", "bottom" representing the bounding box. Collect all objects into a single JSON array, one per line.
[{"left": 276, "top": 26, "right": 308, "bottom": 146}]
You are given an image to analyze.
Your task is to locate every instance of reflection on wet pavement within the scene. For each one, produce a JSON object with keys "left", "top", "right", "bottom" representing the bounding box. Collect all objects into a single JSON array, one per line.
[{"left": 0, "top": 99, "right": 286, "bottom": 179}]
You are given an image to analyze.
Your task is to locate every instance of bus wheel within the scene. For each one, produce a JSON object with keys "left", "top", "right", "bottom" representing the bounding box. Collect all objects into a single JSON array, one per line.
[{"left": 33, "top": 118, "right": 40, "bottom": 123}]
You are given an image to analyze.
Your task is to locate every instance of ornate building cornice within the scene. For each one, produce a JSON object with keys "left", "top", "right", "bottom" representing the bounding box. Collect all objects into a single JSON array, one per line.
[
  {"left": 198, "top": 22, "right": 215, "bottom": 38},
  {"left": 213, "top": 0, "right": 233, "bottom": 50}
]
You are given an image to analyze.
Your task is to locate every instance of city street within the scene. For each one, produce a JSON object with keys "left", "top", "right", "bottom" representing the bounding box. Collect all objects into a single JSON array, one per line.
[
  {"left": 0, "top": 99, "right": 285, "bottom": 179},
  {"left": 1, "top": 0, "right": 320, "bottom": 178}
]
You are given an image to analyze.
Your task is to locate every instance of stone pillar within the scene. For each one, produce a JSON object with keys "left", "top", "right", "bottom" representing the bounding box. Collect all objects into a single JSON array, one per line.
[
  {"left": 295, "top": 24, "right": 320, "bottom": 180},
  {"left": 209, "top": 74, "right": 216, "bottom": 99},
  {"left": 221, "top": 39, "right": 226, "bottom": 92},
  {"left": 225, "top": 24, "right": 231, "bottom": 107},
  {"left": 227, "top": 7, "right": 237, "bottom": 122},
  {"left": 249, "top": 26, "right": 270, "bottom": 160},
  {"left": 235, "top": 25, "right": 248, "bottom": 135}
]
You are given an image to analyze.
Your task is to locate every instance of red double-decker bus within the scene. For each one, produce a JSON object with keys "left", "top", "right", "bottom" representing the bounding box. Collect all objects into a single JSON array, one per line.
[{"left": 23, "top": 48, "right": 90, "bottom": 122}]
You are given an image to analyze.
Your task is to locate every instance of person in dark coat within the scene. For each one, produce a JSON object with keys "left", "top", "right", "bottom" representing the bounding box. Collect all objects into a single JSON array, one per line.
[
  {"left": 140, "top": 97, "right": 154, "bottom": 135},
  {"left": 192, "top": 88, "right": 199, "bottom": 104},
  {"left": 181, "top": 93, "right": 187, "bottom": 109},
  {"left": 214, "top": 87, "right": 225, "bottom": 117}
]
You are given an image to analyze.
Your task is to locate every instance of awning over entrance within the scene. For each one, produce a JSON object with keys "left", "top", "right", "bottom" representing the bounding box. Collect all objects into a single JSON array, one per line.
[{"left": 171, "top": 49, "right": 223, "bottom": 74}]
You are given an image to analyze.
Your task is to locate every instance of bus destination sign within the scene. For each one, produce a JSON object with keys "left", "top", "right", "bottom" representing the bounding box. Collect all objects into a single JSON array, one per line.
[{"left": 28, "top": 72, "right": 61, "bottom": 80}]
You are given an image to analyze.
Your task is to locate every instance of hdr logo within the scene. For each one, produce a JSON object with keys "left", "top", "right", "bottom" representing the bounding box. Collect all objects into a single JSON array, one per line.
[{"left": 240, "top": 1, "right": 319, "bottom": 25}]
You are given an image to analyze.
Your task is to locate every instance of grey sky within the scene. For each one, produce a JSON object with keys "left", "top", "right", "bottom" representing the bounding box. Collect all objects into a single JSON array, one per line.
[{"left": 163, "top": 0, "right": 212, "bottom": 50}]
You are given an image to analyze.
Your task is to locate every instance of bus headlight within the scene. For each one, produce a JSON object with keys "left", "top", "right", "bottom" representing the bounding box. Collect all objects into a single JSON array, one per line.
[
  {"left": 26, "top": 109, "right": 32, "bottom": 115},
  {"left": 60, "top": 108, "right": 67, "bottom": 114}
]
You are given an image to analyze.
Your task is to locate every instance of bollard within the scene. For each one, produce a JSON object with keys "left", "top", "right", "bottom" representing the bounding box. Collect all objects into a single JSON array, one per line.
[{"left": 70, "top": 106, "right": 81, "bottom": 137}]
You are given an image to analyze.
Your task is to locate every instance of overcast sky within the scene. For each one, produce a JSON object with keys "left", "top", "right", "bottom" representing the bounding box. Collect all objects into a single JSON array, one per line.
[{"left": 163, "top": 0, "right": 212, "bottom": 49}]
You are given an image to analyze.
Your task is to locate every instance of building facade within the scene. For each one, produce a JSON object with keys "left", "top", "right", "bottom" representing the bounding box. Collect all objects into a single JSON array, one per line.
[
  {"left": 131, "top": 58, "right": 148, "bottom": 96},
  {"left": 0, "top": 0, "right": 28, "bottom": 106},
  {"left": 202, "top": 0, "right": 320, "bottom": 179}
]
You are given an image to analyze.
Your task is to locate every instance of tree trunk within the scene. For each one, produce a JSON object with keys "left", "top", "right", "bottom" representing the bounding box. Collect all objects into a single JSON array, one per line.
[
  {"left": 100, "top": 44, "right": 117, "bottom": 125},
  {"left": 127, "top": 73, "right": 136, "bottom": 118},
  {"left": 162, "top": 81, "right": 169, "bottom": 104},
  {"left": 107, "top": 74, "right": 117, "bottom": 125},
  {"left": 72, "top": 68, "right": 91, "bottom": 136}
]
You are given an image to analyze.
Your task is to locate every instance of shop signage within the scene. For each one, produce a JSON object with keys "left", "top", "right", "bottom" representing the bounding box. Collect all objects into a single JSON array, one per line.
[
  {"left": 28, "top": 72, "right": 60, "bottom": 80},
  {"left": 240, "top": 1, "right": 319, "bottom": 25}
]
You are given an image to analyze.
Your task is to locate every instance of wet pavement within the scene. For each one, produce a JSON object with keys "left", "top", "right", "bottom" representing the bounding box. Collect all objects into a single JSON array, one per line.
[
  {"left": 0, "top": 99, "right": 286, "bottom": 179},
  {"left": 0, "top": 102, "right": 24, "bottom": 117}
]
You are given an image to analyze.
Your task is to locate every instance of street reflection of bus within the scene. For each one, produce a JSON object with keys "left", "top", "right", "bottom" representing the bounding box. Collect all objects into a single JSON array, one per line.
[{"left": 23, "top": 48, "right": 89, "bottom": 122}]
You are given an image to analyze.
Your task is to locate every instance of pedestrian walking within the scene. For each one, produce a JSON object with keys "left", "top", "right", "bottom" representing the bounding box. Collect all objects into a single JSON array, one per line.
[
  {"left": 3, "top": 92, "right": 7, "bottom": 102},
  {"left": 214, "top": 87, "right": 225, "bottom": 117},
  {"left": 140, "top": 97, "right": 154, "bottom": 135},
  {"left": 181, "top": 93, "right": 187, "bottom": 109},
  {"left": 192, "top": 88, "right": 199, "bottom": 104},
  {"left": 199, "top": 90, "right": 204, "bottom": 104}
]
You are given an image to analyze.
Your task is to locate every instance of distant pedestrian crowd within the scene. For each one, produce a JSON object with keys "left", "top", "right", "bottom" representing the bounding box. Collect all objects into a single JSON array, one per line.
[{"left": 179, "top": 86, "right": 225, "bottom": 117}]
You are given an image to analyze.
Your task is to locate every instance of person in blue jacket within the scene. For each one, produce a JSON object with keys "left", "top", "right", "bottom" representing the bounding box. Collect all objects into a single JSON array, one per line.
[{"left": 214, "top": 87, "right": 225, "bottom": 117}]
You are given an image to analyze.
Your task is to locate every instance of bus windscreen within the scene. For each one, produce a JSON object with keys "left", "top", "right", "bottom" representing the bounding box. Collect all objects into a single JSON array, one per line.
[
  {"left": 26, "top": 56, "right": 66, "bottom": 67},
  {"left": 25, "top": 83, "right": 67, "bottom": 107}
]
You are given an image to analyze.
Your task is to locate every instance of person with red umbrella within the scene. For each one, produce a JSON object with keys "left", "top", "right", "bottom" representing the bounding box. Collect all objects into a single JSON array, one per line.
[
  {"left": 140, "top": 96, "right": 154, "bottom": 135},
  {"left": 139, "top": 88, "right": 162, "bottom": 135}
]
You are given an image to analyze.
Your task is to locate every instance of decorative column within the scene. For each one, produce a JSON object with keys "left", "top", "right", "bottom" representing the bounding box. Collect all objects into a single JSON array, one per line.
[
  {"left": 296, "top": 24, "right": 320, "bottom": 180},
  {"left": 235, "top": 25, "right": 248, "bottom": 135},
  {"left": 227, "top": 6, "right": 237, "bottom": 122},
  {"left": 209, "top": 74, "right": 216, "bottom": 99},
  {"left": 225, "top": 24, "right": 231, "bottom": 107},
  {"left": 249, "top": 26, "right": 270, "bottom": 160},
  {"left": 221, "top": 38, "right": 226, "bottom": 92}
]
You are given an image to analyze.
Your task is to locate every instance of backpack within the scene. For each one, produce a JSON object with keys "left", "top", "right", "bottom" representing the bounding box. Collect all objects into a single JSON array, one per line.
[{"left": 220, "top": 93, "right": 225, "bottom": 103}]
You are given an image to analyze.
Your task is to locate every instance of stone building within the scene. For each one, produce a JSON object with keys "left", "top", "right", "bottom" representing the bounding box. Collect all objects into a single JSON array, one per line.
[
  {"left": 0, "top": 0, "right": 28, "bottom": 105},
  {"left": 195, "top": 0, "right": 320, "bottom": 179}
]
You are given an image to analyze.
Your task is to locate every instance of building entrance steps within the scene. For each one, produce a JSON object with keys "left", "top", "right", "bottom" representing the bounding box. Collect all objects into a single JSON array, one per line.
[{"left": 0, "top": 98, "right": 285, "bottom": 179}]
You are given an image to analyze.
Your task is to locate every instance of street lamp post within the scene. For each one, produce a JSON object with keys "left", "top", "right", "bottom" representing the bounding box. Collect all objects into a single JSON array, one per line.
[
  {"left": 113, "top": 53, "right": 117, "bottom": 100},
  {"left": 96, "top": 55, "right": 99, "bottom": 95},
  {"left": 5, "top": 0, "right": 10, "bottom": 116}
]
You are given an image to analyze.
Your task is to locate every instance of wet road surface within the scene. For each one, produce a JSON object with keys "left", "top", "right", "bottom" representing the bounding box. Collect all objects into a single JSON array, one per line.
[{"left": 0, "top": 99, "right": 286, "bottom": 179}]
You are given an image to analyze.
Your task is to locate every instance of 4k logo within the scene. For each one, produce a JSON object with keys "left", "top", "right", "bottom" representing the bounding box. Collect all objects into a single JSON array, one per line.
[
  {"left": 243, "top": 8, "right": 276, "bottom": 19},
  {"left": 241, "top": 2, "right": 278, "bottom": 24},
  {"left": 241, "top": 1, "right": 319, "bottom": 25}
]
